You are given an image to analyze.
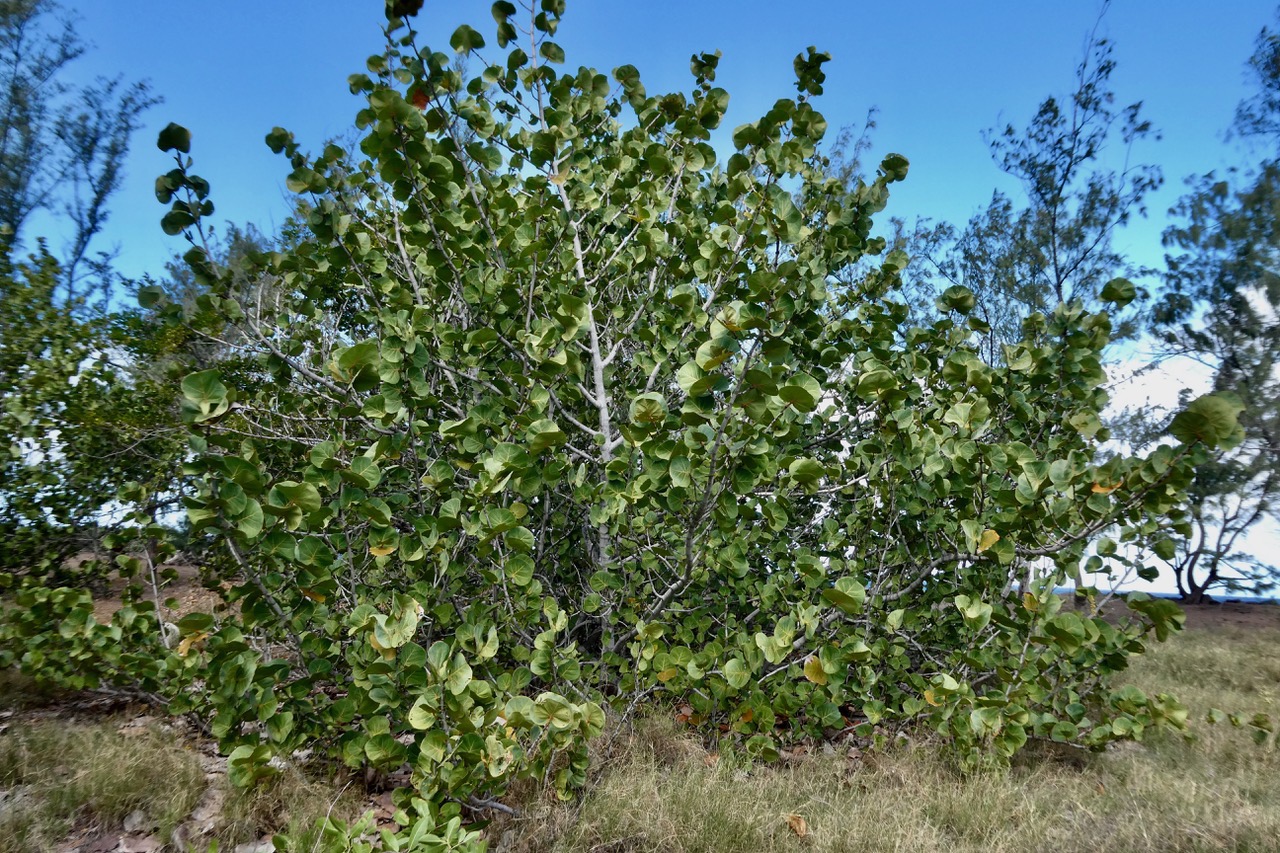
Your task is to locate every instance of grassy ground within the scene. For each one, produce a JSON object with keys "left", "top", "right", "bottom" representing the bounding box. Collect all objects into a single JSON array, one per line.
[
  {"left": 495, "top": 617, "right": 1280, "bottom": 853},
  {"left": 0, "top": 674, "right": 359, "bottom": 852},
  {"left": 0, "top": 722, "right": 205, "bottom": 852},
  {"left": 1, "top": 611, "right": 1277, "bottom": 851}
]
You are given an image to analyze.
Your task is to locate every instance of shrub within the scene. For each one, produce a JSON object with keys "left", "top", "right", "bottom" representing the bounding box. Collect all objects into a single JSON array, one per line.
[{"left": 7, "top": 1, "right": 1241, "bottom": 846}]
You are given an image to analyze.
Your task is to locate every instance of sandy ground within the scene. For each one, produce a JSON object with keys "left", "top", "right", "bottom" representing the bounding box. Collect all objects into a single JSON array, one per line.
[{"left": 90, "top": 563, "right": 227, "bottom": 626}]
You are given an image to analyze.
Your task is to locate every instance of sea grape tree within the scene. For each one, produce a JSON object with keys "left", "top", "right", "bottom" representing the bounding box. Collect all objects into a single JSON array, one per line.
[{"left": 139, "top": 0, "right": 1234, "bottom": 840}]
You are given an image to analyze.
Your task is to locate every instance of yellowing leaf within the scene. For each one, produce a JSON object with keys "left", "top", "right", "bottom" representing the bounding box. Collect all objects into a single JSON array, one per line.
[
  {"left": 977, "top": 529, "right": 1000, "bottom": 553},
  {"left": 1091, "top": 480, "right": 1122, "bottom": 494},
  {"left": 785, "top": 814, "right": 809, "bottom": 838},
  {"left": 924, "top": 688, "right": 942, "bottom": 707},
  {"left": 656, "top": 667, "right": 678, "bottom": 683},
  {"left": 370, "top": 544, "right": 397, "bottom": 557},
  {"left": 802, "top": 656, "right": 827, "bottom": 685},
  {"left": 1022, "top": 592, "right": 1039, "bottom": 612},
  {"left": 369, "top": 633, "right": 396, "bottom": 660},
  {"left": 301, "top": 588, "right": 326, "bottom": 603},
  {"left": 548, "top": 168, "right": 570, "bottom": 186},
  {"left": 177, "top": 631, "right": 209, "bottom": 658}
]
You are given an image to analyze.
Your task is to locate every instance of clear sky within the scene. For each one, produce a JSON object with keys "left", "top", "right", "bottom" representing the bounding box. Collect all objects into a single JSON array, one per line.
[{"left": 44, "top": 0, "right": 1277, "bottom": 285}]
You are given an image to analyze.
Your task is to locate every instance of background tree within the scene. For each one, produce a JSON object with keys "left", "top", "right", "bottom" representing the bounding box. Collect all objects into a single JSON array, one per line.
[
  {"left": 1150, "top": 13, "right": 1280, "bottom": 602},
  {"left": 904, "top": 27, "right": 1159, "bottom": 363},
  {"left": 0, "top": 0, "right": 167, "bottom": 587},
  {"left": 0, "top": 0, "right": 158, "bottom": 294},
  {"left": 0, "top": 239, "right": 184, "bottom": 584},
  {"left": 1233, "top": 11, "right": 1280, "bottom": 145}
]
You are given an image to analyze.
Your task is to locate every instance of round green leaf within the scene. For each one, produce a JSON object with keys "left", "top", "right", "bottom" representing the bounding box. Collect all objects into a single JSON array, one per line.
[
  {"left": 629, "top": 392, "right": 668, "bottom": 424},
  {"left": 788, "top": 457, "right": 824, "bottom": 485},
  {"left": 156, "top": 122, "right": 191, "bottom": 153},
  {"left": 180, "top": 370, "right": 230, "bottom": 422},
  {"left": 723, "top": 657, "right": 751, "bottom": 689}
]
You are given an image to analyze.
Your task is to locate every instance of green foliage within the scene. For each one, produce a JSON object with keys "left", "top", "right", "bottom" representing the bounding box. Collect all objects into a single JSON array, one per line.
[
  {"left": 0, "top": 584, "right": 188, "bottom": 699},
  {"left": 0, "top": 240, "right": 186, "bottom": 584},
  {"left": 1167, "top": 394, "right": 1246, "bottom": 451}
]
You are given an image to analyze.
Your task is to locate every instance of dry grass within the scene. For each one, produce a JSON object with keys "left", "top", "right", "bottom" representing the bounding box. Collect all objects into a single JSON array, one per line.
[
  {"left": 0, "top": 668, "right": 65, "bottom": 712},
  {"left": 0, "top": 713, "right": 359, "bottom": 852},
  {"left": 491, "top": 620, "right": 1280, "bottom": 853},
  {"left": 0, "top": 720, "right": 206, "bottom": 852},
  {"left": 215, "top": 768, "right": 361, "bottom": 851}
]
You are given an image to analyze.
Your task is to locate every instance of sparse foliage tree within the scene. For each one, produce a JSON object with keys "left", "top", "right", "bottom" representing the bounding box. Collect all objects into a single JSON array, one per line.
[
  {"left": 905, "top": 27, "right": 1159, "bottom": 362},
  {"left": 1233, "top": 11, "right": 1280, "bottom": 145},
  {"left": 1150, "top": 16, "right": 1280, "bottom": 602},
  {"left": 0, "top": 0, "right": 158, "bottom": 296}
]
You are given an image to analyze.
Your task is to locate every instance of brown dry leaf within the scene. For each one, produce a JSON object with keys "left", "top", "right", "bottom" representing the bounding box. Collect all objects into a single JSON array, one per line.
[
  {"left": 785, "top": 813, "right": 809, "bottom": 838},
  {"left": 118, "top": 715, "right": 155, "bottom": 737},
  {"left": 373, "top": 791, "right": 396, "bottom": 821},
  {"left": 72, "top": 834, "right": 119, "bottom": 853},
  {"left": 702, "top": 752, "right": 720, "bottom": 768}
]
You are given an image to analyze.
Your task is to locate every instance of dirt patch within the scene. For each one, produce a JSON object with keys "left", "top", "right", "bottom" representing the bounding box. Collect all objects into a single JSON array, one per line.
[
  {"left": 1093, "top": 594, "right": 1280, "bottom": 634},
  {"left": 1176, "top": 600, "right": 1280, "bottom": 633},
  {"left": 90, "top": 563, "right": 226, "bottom": 626}
]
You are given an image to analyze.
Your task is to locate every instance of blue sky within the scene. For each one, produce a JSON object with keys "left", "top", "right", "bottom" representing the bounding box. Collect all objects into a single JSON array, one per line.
[{"left": 41, "top": 0, "right": 1276, "bottom": 284}]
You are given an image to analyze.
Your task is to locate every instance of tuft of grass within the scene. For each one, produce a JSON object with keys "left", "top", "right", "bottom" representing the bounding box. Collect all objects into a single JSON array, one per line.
[
  {"left": 0, "top": 715, "right": 361, "bottom": 852},
  {"left": 0, "top": 720, "right": 206, "bottom": 852},
  {"left": 216, "top": 767, "right": 362, "bottom": 852},
  {"left": 491, "top": 623, "right": 1280, "bottom": 853},
  {"left": 0, "top": 669, "right": 63, "bottom": 711}
]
